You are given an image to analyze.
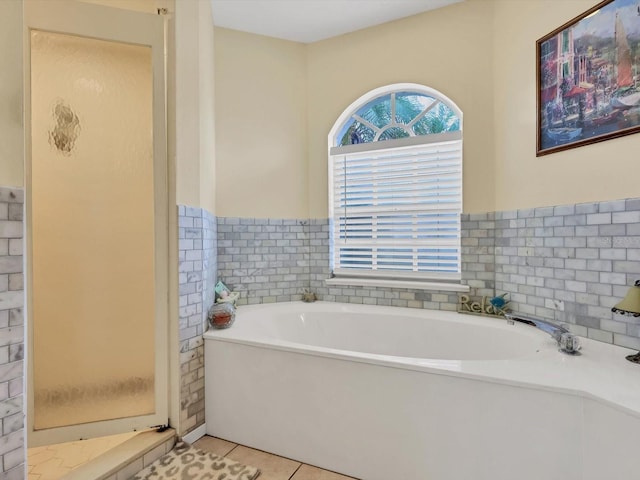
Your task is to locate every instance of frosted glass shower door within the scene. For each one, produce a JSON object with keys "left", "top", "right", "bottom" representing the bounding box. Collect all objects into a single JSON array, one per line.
[{"left": 26, "top": 1, "right": 168, "bottom": 446}]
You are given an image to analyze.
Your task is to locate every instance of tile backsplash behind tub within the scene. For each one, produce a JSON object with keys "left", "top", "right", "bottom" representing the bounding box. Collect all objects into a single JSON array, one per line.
[
  {"left": 216, "top": 218, "right": 310, "bottom": 305},
  {"left": 217, "top": 197, "right": 640, "bottom": 351},
  {"left": 494, "top": 199, "right": 640, "bottom": 351}
]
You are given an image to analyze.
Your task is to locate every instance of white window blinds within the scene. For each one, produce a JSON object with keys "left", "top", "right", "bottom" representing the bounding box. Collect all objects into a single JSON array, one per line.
[{"left": 329, "top": 135, "right": 462, "bottom": 281}]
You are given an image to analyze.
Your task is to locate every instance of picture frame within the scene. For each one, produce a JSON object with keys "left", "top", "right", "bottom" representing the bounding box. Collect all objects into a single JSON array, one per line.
[{"left": 537, "top": 0, "right": 640, "bottom": 156}]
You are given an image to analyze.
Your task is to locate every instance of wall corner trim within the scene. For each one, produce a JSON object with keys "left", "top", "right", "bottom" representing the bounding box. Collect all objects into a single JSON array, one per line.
[{"left": 182, "top": 424, "right": 207, "bottom": 444}]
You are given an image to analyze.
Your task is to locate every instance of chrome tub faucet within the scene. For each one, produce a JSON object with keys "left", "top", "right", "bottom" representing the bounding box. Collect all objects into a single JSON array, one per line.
[{"left": 505, "top": 313, "right": 581, "bottom": 355}]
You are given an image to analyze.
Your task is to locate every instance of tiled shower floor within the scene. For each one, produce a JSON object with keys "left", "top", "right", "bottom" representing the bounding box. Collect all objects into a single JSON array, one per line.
[
  {"left": 194, "top": 436, "right": 359, "bottom": 480},
  {"left": 28, "top": 431, "right": 138, "bottom": 480}
]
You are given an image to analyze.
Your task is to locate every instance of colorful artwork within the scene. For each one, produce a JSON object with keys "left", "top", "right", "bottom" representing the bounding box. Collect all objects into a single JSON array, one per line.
[{"left": 537, "top": 0, "right": 640, "bottom": 155}]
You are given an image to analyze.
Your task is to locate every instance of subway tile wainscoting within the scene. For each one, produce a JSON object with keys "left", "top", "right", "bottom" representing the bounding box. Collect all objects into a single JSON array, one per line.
[
  {"left": 0, "top": 187, "right": 25, "bottom": 480},
  {"left": 178, "top": 206, "right": 217, "bottom": 435},
  {"left": 309, "top": 219, "right": 477, "bottom": 309},
  {"left": 493, "top": 199, "right": 640, "bottom": 350},
  {"left": 217, "top": 196, "right": 640, "bottom": 350},
  {"left": 216, "top": 218, "right": 310, "bottom": 305},
  {"left": 216, "top": 217, "right": 467, "bottom": 310}
]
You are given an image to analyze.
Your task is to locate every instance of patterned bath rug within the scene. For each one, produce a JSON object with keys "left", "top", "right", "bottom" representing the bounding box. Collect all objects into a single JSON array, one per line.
[{"left": 132, "top": 441, "right": 260, "bottom": 480}]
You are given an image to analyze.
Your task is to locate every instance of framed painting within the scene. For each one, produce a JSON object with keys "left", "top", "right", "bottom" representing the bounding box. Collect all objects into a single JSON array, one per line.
[{"left": 537, "top": 0, "right": 640, "bottom": 156}]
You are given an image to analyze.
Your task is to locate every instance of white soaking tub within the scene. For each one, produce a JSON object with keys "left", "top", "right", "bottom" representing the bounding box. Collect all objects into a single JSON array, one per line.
[{"left": 204, "top": 302, "right": 640, "bottom": 480}]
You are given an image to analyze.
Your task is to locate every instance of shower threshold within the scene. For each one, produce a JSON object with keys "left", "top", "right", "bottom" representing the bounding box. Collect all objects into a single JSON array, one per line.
[{"left": 29, "top": 428, "right": 175, "bottom": 480}]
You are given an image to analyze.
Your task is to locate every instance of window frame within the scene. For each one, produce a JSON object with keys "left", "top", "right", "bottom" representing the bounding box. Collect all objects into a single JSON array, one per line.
[{"left": 327, "top": 84, "right": 465, "bottom": 290}]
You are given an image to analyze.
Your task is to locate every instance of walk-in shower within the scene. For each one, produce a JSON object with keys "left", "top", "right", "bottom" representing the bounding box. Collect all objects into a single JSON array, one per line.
[{"left": 25, "top": 1, "right": 169, "bottom": 476}]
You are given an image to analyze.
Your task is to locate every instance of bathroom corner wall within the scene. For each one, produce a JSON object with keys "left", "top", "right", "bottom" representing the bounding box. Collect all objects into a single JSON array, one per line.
[
  {"left": 202, "top": 210, "right": 218, "bottom": 318},
  {"left": 178, "top": 205, "right": 217, "bottom": 435},
  {"left": 0, "top": 187, "right": 25, "bottom": 479},
  {"left": 216, "top": 218, "right": 309, "bottom": 305},
  {"left": 214, "top": 28, "right": 307, "bottom": 220}
]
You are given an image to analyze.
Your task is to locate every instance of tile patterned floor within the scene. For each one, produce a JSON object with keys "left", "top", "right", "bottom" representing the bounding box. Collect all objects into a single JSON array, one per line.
[
  {"left": 193, "top": 436, "right": 358, "bottom": 480},
  {"left": 28, "top": 431, "right": 139, "bottom": 480}
]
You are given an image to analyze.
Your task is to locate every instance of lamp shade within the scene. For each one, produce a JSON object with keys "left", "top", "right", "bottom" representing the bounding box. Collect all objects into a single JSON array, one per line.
[{"left": 612, "top": 280, "right": 640, "bottom": 316}]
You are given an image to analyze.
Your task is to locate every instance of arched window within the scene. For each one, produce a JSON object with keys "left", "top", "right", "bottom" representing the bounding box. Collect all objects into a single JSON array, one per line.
[{"left": 328, "top": 84, "right": 463, "bottom": 284}]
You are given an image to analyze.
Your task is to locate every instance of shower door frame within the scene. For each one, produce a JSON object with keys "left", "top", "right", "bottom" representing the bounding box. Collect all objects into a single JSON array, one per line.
[{"left": 25, "top": 0, "right": 170, "bottom": 447}]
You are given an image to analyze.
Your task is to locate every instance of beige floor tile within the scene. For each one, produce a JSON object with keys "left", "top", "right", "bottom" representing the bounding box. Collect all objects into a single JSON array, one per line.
[
  {"left": 28, "top": 448, "right": 56, "bottom": 466},
  {"left": 193, "top": 436, "right": 237, "bottom": 457},
  {"left": 28, "top": 431, "right": 143, "bottom": 480},
  {"left": 40, "top": 471, "right": 72, "bottom": 480},
  {"left": 31, "top": 458, "right": 71, "bottom": 480},
  {"left": 291, "top": 464, "right": 358, "bottom": 480},
  {"left": 28, "top": 446, "right": 49, "bottom": 457},
  {"left": 226, "top": 445, "right": 301, "bottom": 480},
  {"left": 31, "top": 457, "right": 64, "bottom": 475},
  {"left": 58, "top": 446, "right": 92, "bottom": 469}
]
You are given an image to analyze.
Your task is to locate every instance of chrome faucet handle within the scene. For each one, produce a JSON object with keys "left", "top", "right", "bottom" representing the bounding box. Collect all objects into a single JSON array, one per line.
[
  {"left": 550, "top": 322, "right": 581, "bottom": 355},
  {"left": 558, "top": 332, "right": 581, "bottom": 355}
]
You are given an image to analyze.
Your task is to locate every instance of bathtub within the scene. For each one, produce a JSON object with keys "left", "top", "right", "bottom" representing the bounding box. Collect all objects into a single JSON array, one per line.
[{"left": 204, "top": 302, "right": 640, "bottom": 480}]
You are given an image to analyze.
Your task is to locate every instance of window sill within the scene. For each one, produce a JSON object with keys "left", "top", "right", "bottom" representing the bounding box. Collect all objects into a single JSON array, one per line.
[{"left": 324, "top": 277, "right": 470, "bottom": 293}]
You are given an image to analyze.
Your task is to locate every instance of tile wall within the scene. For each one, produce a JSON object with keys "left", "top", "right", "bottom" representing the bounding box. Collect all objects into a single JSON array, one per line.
[
  {"left": 216, "top": 197, "right": 640, "bottom": 350},
  {"left": 494, "top": 198, "right": 640, "bottom": 350},
  {"left": 460, "top": 212, "right": 496, "bottom": 298},
  {"left": 0, "top": 187, "right": 25, "bottom": 479},
  {"left": 178, "top": 206, "right": 217, "bottom": 436},
  {"left": 308, "top": 219, "right": 461, "bottom": 309},
  {"left": 202, "top": 211, "right": 218, "bottom": 322},
  {"left": 216, "top": 218, "right": 309, "bottom": 305},
  {"left": 216, "top": 217, "right": 464, "bottom": 310}
]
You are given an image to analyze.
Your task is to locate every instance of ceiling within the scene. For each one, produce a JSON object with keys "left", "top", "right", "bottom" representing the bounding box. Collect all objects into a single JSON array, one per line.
[{"left": 210, "top": 0, "right": 464, "bottom": 44}]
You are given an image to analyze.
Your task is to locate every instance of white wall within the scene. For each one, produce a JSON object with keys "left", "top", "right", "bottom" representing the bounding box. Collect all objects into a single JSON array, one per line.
[
  {"left": 307, "top": 0, "right": 496, "bottom": 217},
  {"left": 0, "top": 0, "right": 24, "bottom": 188},
  {"left": 214, "top": 1, "right": 496, "bottom": 218},
  {"left": 198, "top": 0, "right": 216, "bottom": 214},
  {"left": 215, "top": 0, "right": 640, "bottom": 218},
  {"left": 214, "top": 28, "right": 308, "bottom": 219},
  {"left": 174, "top": 0, "right": 216, "bottom": 213},
  {"left": 492, "top": 0, "right": 640, "bottom": 211}
]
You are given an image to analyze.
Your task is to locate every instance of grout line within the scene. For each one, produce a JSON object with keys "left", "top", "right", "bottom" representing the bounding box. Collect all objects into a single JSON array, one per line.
[
  {"left": 221, "top": 439, "right": 300, "bottom": 465},
  {"left": 215, "top": 439, "right": 359, "bottom": 479},
  {"left": 288, "top": 462, "right": 303, "bottom": 479}
]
